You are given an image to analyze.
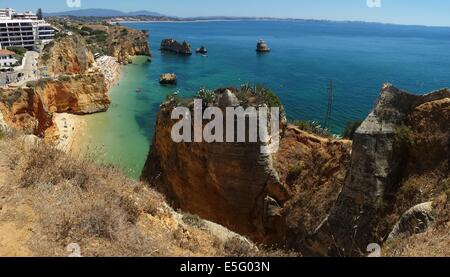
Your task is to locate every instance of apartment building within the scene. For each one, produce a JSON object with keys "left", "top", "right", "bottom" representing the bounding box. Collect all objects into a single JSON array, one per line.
[{"left": 0, "top": 8, "right": 54, "bottom": 49}]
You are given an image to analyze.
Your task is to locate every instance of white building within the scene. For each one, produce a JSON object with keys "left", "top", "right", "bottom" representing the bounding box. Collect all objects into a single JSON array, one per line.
[
  {"left": 14, "top": 11, "right": 38, "bottom": 20},
  {"left": 0, "top": 8, "right": 15, "bottom": 20},
  {"left": 0, "top": 8, "right": 54, "bottom": 49},
  {"left": 0, "top": 49, "right": 18, "bottom": 67}
]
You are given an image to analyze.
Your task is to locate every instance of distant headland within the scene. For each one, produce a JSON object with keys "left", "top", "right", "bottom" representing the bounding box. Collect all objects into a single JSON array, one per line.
[{"left": 44, "top": 8, "right": 450, "bottom": 28}]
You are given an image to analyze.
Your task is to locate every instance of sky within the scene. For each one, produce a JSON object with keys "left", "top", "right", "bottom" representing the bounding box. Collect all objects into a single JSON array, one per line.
[{"left": 3, "top": 0, "right": 450, "bottom": 27}]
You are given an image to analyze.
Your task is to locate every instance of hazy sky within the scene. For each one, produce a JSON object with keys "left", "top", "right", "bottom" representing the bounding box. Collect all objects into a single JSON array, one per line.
[{"left": 3, "top": 0, "right": 450, "bottom": 27}]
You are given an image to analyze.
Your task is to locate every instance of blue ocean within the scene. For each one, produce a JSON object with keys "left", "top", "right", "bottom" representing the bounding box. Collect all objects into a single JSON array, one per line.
[{"left": 80, "top": 20, "right": 450, "bottom": 178}]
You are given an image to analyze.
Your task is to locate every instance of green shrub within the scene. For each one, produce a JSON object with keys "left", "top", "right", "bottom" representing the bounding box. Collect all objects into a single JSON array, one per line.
[
  {"left": 292, "top": 120, "right": 333, "bottom": 138},
  {"left": 196, "top": 88, "right": 216, "bottom": 104},
  {"left": 166, "top": 92, "right": 182, "bottom": 105},
  {"left": 5, "top": 89, "right": 23, "bottom": 107},
  {"left": 286, "top": 163, "right": 303, "bottom": 184},
  {"left": 235, "top": 83, "right": 284, "bottom": 111},
  {"left": 6, "top": 46, "right": 26, "bottom": 56},
  {"left": 57, "top": 75, "right": 72, "bottom": 82},
  {"left": 343, "top": 120, "right": 363, "bottom": 139},
  {"left": 80, "top": 26, "right": 93, "bottom": 34}
]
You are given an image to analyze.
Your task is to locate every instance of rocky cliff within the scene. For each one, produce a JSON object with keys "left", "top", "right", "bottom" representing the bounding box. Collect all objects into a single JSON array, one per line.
[
  {"left": 309, "top": 84, "right": 450, "bottom": 256},
  {"left": 160, "top": 39, "right": 192, "bottom": 55},
  {"left": 105, "top": 26, "right": 151, "bottom": 64},
  {"left": 0, "top": 74, "right": 109, "bottom": 138},
  {"left": 141, "top": 89, "right": 287, "bottom": 240},
  {"left": 41, "top": 35, "right": 95, "bottom": 76},
  {"left": 141, "top": 87, "right": 352, "bottom": 248},
  {"left": 141, "top": 84, "right": 449, "bottom": 256}
]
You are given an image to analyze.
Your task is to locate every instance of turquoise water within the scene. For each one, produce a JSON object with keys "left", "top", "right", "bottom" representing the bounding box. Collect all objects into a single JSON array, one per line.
[{"left": 81, "top": 20, "right": 450, "bottom": 178}]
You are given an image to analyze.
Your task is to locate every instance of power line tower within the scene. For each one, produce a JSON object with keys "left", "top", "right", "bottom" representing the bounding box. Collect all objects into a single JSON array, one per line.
[{"left": 324, "top": 80, "right": 334, "bottom": 129}]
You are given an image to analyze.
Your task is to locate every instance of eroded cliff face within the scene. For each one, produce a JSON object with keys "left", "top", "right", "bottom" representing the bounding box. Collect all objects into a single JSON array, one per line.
[
  {"left": 107, "top": 27, "right": 151, "bottom": 64},
  {"left": 310, "top": 84, "right": 450, "bottom": 256},
  {"left": 34, "top": 74, "right": 109, "bottom": 115},
  {"left": 41, "top": 35, "right": 95, "bottom": 75},
  {"left": 141, "top": 89, "right": 352, "bottom": 247},
  {"left": 160, "top": 39, "right": 192, "bottom": 55},
  {"left": 142, "top": 84, "right": 449, "bottom": 256},
  {"left": 0, "top": 74, "right": 109, "bottom": 138},
  {"left": 141, "top": 94, "right": 288, "bottom": 240},
  {"left": 272, "top": 127, "right": 352, "bottom": 252},
  {"left": 0, "top": 87, "right": 52, "bottom": 136}
]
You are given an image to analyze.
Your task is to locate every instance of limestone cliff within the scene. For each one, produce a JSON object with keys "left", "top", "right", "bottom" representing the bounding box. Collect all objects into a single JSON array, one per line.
[
  {"left": 33, "top": 74, "right": 109, "bottom": 115},
  {"left": 310, "top": 84, "right": 450, "bottom": 256},
  {"left": 141, "top": 84, "right": 449, "bottom": 256},
  {"left": 41, "top": 35, "right": 95, "bottom": 76},
  {"left": 141, "top": 87, "right": 351, "bottom": 248},
  {"left": 141, "top": 90, "right": 288, "bottom": 240},
  {"left": 106, "top": 26, "right": 151, "bottom": 64},
  {"left": 0, "top": 74, "right": 109, "bottom": 138},
  {"left": 160, "top": 39, "right": 192, "bottom": 55},
  {"left": 0, "top": 87, "right": 51, "bottom": 136}
]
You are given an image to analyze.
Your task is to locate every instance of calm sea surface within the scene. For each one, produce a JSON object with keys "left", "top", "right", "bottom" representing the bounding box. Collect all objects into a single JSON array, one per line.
[{"left": 80, "top": 20, "right": 450, "bottom": 178}]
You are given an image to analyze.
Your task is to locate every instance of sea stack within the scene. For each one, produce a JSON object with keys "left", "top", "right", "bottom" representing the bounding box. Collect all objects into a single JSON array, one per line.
[
  {"left": 160, "top": 73, "right": 177, "bottom": 85},
  {"left": 196, "top": 46, "right": 208, "bottom": 54},
  {"left": 160, "top": 39, "right": 192, "bottom": 55},
  {"left": 256, "top": 39, "right": 271, "bottom": 52}
]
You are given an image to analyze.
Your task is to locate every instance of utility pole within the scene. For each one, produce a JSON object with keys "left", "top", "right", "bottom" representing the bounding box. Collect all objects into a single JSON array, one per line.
[{"left": 324, "top": 80, "right": 334, "bottom": 129}]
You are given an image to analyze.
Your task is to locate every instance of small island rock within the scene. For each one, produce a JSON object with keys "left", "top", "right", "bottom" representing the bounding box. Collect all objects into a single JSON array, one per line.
[
  {"left": 256, "top": 39, "right": 271, "bottom": 52},
  {"left": 160, "top": 39, "right": 192, "bottom": 55},
  {"left": 160, "top": 73, "right": 177, "bottom": 85}
]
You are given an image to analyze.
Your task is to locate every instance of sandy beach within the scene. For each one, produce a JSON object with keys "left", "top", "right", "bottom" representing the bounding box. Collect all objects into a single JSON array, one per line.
[
  {"left": 53, "top": 113, "right": 86, "bottom": 154},
  {"left": 53, "top": 56, "right": 121, "bottom": 154},
  {"left": 95, "top": 55, "right": 121, "bottom": 90}
]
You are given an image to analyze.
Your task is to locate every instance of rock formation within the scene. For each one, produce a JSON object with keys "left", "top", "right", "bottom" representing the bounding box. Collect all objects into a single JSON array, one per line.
[
  {"left": 41, "top": 35, "right": 95, "bottom": 76},
  {"left": 32, "top": 74, "right": 110, "bottom": 115},
  {"left": 387, "top": 202, "right": 434, "bottom": 241},
  {"left": 142, "top": 83, "right": 449, "bottom": 256},
  {"left": 196, "top": 46, "right": 208, "bottom": 54},
  {"left": 106, "top": 27, "right": 151, "bottom": 64},
  {"left": 160, "top": 73, "right": 177, "bottom": 85},
  {"left": 142, "top": 88, "right": 287, "bottom": 239},
  {"left": 0, "top": 110, "right": 8, "bottom": 133},
  {"left": 141, "top": 87, "right": 352, "bottom": 247},
  {"left": 309, "top": 84, "right": 450, "bottom": 256},
  {"left": 0, "top": 74, "right": 109, "bottom": 138},
  {"left": 161, "top": 39, "right": 192, "bottom": 55},
  {"left": 256, "top": 40, "right": 271, "bottom": 53}
]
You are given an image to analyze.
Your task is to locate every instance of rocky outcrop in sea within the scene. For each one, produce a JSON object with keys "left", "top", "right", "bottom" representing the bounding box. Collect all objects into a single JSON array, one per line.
[
  {"left": 160, "top": 39, "right": 193, "bottom": 55},
  {"left": 160, "top": 73, "right": 177, "bottom": 85},
  {"left": 256, "top": 39, "right": 271, "bottom": 52}
]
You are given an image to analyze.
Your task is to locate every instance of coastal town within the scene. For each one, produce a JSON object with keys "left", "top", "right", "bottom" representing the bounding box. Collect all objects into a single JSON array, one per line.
[{"left": 0, "top": 7, "right": 148, "bottom": 151}]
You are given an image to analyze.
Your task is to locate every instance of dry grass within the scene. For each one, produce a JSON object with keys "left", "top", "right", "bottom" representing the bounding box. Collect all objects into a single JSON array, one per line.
[{"left": 0, "top": 133, "right": 298, "bottom": 257}]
